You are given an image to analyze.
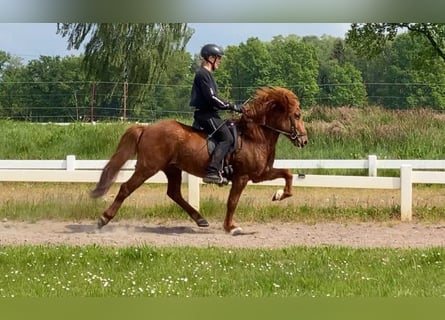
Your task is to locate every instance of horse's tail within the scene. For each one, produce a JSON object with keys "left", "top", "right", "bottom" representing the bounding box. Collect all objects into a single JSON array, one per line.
[{"left": 90, "top": 125, "right": 144, "bottom": 198}]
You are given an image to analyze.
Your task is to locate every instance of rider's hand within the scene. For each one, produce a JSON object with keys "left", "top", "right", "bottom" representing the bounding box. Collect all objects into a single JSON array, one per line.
[{"left": 230, "top": 103, "right": 245, "bottom": 113}]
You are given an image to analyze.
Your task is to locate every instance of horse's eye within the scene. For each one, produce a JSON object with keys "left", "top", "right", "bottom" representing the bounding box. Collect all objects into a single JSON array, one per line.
[{"left": 294, "top": 113, "right": 301, "bottom": 120}]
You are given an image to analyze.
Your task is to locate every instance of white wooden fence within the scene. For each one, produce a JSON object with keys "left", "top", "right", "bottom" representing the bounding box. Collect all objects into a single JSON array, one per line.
[{"left": 1, "top": 155, "right": 444, "bottom": 221}]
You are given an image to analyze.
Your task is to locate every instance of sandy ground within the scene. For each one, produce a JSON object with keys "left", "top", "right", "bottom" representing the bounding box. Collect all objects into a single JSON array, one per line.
[
  {"left": 1, "top": 183, "right": 444, "bottom": 249},
  {"left": 1, "top": 219, "right": 444, "bottom": 248}
]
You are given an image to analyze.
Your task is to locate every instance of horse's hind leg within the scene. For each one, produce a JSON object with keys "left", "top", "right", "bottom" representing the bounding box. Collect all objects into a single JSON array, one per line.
[
  {"left": 164, "top": 166, "right": 209, "bottom": 227},
  {"left": 98, "top": 169, "right": 154, "bottom": 228}
]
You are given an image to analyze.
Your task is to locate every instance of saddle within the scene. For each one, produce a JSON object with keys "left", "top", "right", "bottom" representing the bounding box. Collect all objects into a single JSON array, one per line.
[{"left": 191, "top": 120, "right": 239, "bottom": 180}]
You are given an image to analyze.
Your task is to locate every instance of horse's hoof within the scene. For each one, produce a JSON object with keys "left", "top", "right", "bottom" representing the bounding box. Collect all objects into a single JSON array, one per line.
[
  {"left": 230, "top": 227, "right": 243, "bottom": 236},
  {"left": 90, "top": 188, "right": 105, "bottom": 199},
  {"left": 272, "top": 189, "right": 284, "bottom": 201},
  {"left": 97, "top": 216, "right": 110, "bottom": 229},
  {"left": 197, "top": 218, "right": 209, "bottom": 227}
]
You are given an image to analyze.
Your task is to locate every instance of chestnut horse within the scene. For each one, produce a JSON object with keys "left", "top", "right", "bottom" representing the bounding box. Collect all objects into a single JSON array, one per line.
[{"left": 90, "top": 86, "right": 308, "bottom": 234}]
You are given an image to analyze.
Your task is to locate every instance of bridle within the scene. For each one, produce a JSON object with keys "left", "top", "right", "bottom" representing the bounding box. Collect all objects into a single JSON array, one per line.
[{"left": 262, "top": 116, "right": 307, "bottom": 141}]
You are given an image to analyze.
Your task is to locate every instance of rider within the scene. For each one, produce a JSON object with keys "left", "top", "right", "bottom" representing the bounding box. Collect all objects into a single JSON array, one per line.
[{"left": 190, "top": 43, "right": 244, "bottom": 185}]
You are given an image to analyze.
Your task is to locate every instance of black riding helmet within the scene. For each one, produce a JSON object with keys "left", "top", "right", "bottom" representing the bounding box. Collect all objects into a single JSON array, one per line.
[{"left": 200, "top": 43, "right": 224, "bottom": 61}]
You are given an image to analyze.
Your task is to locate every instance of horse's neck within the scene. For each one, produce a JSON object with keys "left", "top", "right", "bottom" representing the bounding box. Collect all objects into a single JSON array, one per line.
[{"left": 240, "top": 122, "right": 280, "bottom": 151}]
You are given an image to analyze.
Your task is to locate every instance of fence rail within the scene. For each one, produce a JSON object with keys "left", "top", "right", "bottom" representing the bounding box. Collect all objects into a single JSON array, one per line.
[{"left": 1, "top": 155, "right": 444, "bottom": 221}]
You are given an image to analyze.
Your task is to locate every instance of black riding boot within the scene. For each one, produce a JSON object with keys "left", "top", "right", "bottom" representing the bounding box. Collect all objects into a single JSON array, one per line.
[{"left": 203, "top": 145, "right": 229, "bottom": 185}]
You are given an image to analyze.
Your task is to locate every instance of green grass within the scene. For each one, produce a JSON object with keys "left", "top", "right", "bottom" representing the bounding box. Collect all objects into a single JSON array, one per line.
[
  {"left": 0, "top": 192, "right": 437, "bottom": 224},
  {"left": 0, "top": 245, "right": 443, "bottom": 297},
  {"left": 0, "top": 120, "right": 129, "bottom": 159},
  {"left": 1, "top": 182, "right": 444, "bottom": 223},
  {"left": 1, "top": 107, "right": 445, "bottom": 160}
]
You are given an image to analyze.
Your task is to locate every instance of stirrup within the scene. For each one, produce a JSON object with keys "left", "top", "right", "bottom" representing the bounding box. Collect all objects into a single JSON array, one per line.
[{"left": 203, "top": 174, "right": 228, "bottom": 186}]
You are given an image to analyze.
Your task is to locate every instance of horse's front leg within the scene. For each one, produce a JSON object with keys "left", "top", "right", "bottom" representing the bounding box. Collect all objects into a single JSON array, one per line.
[
  {"left": 224, "top": 175, "right": 249, "bottom": 235},
  {"left": 259, "top": 168, "right": 294, "bottom": 201}
]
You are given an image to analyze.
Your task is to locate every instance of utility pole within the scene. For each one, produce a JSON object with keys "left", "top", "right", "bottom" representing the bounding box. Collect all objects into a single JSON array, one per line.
[
  {"left": 123, "top": 80, "right": 128, "bottom": 121},
  {"left": 90, "top": 82, "right": 96, "bottom": 123},
  {"left": 73, "top": 91, "right": 79, "bottom": 121}
]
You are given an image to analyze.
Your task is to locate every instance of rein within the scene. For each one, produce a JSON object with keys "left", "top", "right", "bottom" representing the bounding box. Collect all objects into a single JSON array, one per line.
[{"left": 261, "top": 117, "right": 306, "bottom": 141}]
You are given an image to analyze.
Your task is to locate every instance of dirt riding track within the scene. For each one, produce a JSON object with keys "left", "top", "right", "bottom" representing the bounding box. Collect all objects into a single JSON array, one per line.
[
  {"left": 1, "top": 184, "right": 444, "bottom": 248},
  {"left": 1, "top": 219, "right": 444, "bottom": 248}
]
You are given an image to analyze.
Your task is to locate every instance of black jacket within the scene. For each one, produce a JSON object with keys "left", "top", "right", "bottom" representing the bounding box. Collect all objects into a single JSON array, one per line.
[{"left": 189, "top": 67, "right": 231, "bottom": 116}]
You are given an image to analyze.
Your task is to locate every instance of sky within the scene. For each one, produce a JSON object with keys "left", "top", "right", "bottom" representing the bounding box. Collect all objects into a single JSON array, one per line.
[{"left": 0, "top": 23, "right": 351, "bottom": 63}]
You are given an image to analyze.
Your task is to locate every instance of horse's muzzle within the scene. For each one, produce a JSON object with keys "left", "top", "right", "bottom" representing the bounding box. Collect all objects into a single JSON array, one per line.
[{"left": 294, "top": 135, "right": 308, "bottom": 148}]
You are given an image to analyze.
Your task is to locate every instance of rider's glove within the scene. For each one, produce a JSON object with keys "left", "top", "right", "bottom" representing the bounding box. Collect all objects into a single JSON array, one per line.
[{"left": 229, "top": 103, "right": 245, "bottom": 113}]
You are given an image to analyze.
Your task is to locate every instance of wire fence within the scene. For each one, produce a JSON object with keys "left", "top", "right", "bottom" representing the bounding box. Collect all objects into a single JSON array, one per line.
[{"left": 0, "top": 81, "right": 444, "bottom": 122}]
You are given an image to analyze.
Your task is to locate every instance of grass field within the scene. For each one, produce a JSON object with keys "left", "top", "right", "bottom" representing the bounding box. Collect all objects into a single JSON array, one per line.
[
  {"left": 1, "top": 108, "right": 444, "bottom": 299},
  {"left": 1, "top": 106, "right": 445, "bottom": 161},
  {"left": 0, "top": 245, "right": 443, "bottom": 298},
  {"left": 0, "top": 182, "right": 444, "bottom": 298},
  {"left": 1, "top": 182, "right": 444, "bottom": 223}
]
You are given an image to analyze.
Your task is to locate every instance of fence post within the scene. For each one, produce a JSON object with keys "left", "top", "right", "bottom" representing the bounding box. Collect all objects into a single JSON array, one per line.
[
  {"left": 368, "top": 154, "right": 377, "bottom": 177},
  {"left": 400, "top": 164, "right": 412, "bottom": 221},
  {"left": 187, "top": 173, "right": 200, "bottom": 211},
  {"left": 66, "top": 155, "right": 76, "bottom": 171}
]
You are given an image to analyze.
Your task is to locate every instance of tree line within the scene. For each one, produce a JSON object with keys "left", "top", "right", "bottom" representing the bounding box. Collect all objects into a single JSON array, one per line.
[{"left": 1, "top": 23, "right": 445, "bottom": 122}]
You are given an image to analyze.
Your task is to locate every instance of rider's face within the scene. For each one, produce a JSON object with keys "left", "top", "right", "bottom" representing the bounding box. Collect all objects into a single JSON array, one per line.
[{"left": 211, "top": 55, "right": 222, "bottom": 69}]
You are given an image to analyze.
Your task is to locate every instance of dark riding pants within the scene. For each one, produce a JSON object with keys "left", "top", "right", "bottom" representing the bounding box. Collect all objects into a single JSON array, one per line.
[{"left": 194, "top": 114, "right": 234, "bottom": 174}]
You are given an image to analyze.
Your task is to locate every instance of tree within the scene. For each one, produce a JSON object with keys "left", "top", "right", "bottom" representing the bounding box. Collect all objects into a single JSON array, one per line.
[
  {"left": 346, "top": 23, "right": 445, "bottom": 63},
  {"left": 346, "top": 24, "right": 445, "bottom": 109},
  {"left": 0, "top": 55, "right": 89, "bottom": 121},
  {"left": 219, "top": 36, "right": 319, "bottom": 106},
  {"left": 219, "top": 38, "right": 273, "bottom": 103},
  {"left": 0, "top": 53, "right": 26, "bottom": 118},
  {"left": 145, "top": 50, "right": 194, "bottom": 120},
  {"left": 318, "top": 61, "right": 366, "bottom": 107},
  {"left": 349, "top": 32, "right": 445, "bottom": 109},
  {"left": 269, "top": 35, "right": 319, "bottom": 106},
  {"left": 1, "top": 51, "right": 12, "bottom": 79},
  {"left": 303, "top": 36, "right": 365, "bottom": 106},
  {"left": 384, "top": 34, "right": 445, "bottom": 109},
  {"left": 26, "top": 56, "right": 89, "bottom": 121},
  {"left": 56, "top": 23, "right": 193, "bottom": 115}
]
